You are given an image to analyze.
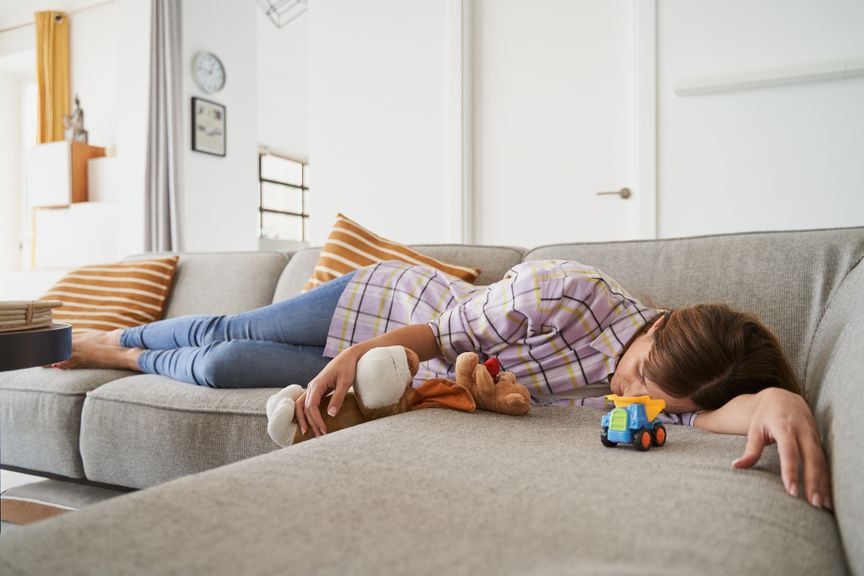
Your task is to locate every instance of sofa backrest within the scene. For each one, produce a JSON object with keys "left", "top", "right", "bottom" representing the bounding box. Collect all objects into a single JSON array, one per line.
[
  {"left": 271, "top": 244, "right": 524, "bottom": 302},
  {"left": 128, "top": 252, "right": 293, "bottom": 318},
  {"left": 144, "top": 228, "right": 864, "bottom": 384},
  {"left": 523, "top": 227, "right": 864, "bottom": 388}
]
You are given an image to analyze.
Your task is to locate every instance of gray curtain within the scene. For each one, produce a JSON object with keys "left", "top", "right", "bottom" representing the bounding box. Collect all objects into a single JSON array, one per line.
[{"left": 145, "top": 0, "right": 182, "bottom": 252}]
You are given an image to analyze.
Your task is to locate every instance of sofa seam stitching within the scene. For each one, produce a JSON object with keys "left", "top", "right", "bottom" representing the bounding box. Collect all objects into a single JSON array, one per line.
[
  {"left": 84, "top": 394, "right": 264, "bottom": 417},
  {"left": 127, "top": 251, "right": 292, "bottom": 261}
]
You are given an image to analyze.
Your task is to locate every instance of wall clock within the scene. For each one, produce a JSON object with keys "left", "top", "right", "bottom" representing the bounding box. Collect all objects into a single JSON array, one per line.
[{"left": 192, "top": 51, "right": 226, "bottom": 94}]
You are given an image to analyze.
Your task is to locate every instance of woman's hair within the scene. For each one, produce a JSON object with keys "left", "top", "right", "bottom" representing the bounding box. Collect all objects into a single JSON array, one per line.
[{"left": 643, "top": 303, "right": 801, "bottom": 410}]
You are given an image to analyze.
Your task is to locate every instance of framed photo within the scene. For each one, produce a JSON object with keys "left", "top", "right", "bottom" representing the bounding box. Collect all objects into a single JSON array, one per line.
[{"left": 191, "top": 97, "right": 226, "bottom": 156}]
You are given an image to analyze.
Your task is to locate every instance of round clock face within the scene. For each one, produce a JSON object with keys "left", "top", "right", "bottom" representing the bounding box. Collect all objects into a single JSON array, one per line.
[{"left": 193, "top": 51, "right": 226, "bottom": 94}]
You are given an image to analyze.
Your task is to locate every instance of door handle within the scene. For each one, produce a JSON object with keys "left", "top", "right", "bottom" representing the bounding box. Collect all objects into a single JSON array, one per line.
[{"left": 596, "top": 187, "right": 632, "bottom": 200}]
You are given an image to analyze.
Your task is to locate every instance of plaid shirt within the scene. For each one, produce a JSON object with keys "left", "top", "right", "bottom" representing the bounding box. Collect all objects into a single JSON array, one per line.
[{"left": 325, "top": 260, "right": 697, "bottom": 425}]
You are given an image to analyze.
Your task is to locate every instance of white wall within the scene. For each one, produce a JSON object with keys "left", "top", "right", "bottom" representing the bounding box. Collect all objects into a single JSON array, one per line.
[
  {"left": 307, "top": 0, "right": 449, "bottom": 245},
  {"left": 0, "top": 2, "right": 120, "bottom": 151},
  {"left": 1, "top": 0, "right": 263, "bottom": 269},
  {"left": 0, "top": 0, "right": 132, "bottom": 297},
  {"left": 657, "top": 0, "right": 864, "bottom": 237},
  {"left": 0, "top": 71, "right": 20, "bottom": 276},
  {"left": 309, "top": 0, "right": 864, "bottom": 245},
  {"left": 257, "top": 9, "right": 308, "bottom": 160},
  {"left": 4, "top": 0, "right": 862, "bottom": 272},
  {"left": 69, "top": 1, "right": 117, "bottom": 149},
  {"left": 0, "top": 25, "right": 33, "bottom": 58},
  {"left": 110, "top": 0, "right": 149, "bottom": 258},
  {"left": 181, "top": 0, "right": 259, "bottom": 252}
]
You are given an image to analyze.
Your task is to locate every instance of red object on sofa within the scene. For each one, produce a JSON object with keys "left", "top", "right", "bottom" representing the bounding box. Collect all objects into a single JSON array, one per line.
[{"left": 483, "top": 357, "right": 501, "bottom": 378}]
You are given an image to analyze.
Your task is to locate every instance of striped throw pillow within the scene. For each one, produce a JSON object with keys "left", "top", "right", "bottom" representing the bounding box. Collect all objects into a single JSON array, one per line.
[
  {"left": 41, "top": 256, "right": 180, "bottom": 332},
  {"left": 303, "top": 214, "right": 480, "bottom": 291}
]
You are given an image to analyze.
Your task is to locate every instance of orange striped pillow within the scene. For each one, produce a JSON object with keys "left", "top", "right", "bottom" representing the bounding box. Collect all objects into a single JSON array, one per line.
[
  {"left": 41, "top": 256, "right": 180, "bottom": 333},
  {"left": 304, "top": 214, "right": 480, "bottom": 291}
]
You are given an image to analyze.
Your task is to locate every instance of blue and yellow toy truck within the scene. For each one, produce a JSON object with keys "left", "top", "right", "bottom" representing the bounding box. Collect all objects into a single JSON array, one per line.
[{"left": 600, "top": 395, "right": 667, "bottom": 451}]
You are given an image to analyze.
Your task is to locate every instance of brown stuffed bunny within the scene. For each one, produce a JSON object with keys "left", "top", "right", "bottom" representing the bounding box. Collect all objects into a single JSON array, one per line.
[{"left": 266, "top": 346, "right": 531, "bottom": 447}]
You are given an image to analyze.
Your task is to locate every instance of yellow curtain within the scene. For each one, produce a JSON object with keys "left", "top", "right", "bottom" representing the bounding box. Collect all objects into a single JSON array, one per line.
[{"left": 35, "top": 11, "right": 70, "bottom": 144}]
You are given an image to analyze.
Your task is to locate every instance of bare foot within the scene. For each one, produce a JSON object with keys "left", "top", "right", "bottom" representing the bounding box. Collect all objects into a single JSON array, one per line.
[
  {"left": 72, "top": 329, "right": 123, "bottom": 347},
  {"left": 51, "top": 340, "right": 141, "bottom": 371}
]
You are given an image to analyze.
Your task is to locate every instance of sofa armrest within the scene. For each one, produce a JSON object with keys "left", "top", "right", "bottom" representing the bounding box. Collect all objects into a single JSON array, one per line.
[{"left": 805, "top": 258, "right": 864, "bottom": 574}]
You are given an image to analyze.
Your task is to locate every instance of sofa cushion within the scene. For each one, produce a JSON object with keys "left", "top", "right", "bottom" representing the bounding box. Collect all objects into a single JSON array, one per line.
[
  {"left": 0, "top": 408, "right": 846, "bottom": 575},
  {"left": 303, "top": 213, "right": 482, "bottom": 291},
  {"left": 272, "top": 248, "right": 319, "bottom": 300},
  {"left": 0, "top": 368, "right": 134, "bottom": 478},
  {"left": 273, "top": 244, "right": 524, "bottom": 302},
  {"left": 79, "top": 375, "right": 278, "bottom": 489},
  {"left": 409, "top": 245, "right": 524, "bottom": 285},
  {"left": 126, "top": 252, "right": 291, "bottom": 317},
  {"left": 42, "top": 256, "right": 180, "bottom": 332},
  {"left": 524, "top": 227, "right": 864, "bottom": 386}
]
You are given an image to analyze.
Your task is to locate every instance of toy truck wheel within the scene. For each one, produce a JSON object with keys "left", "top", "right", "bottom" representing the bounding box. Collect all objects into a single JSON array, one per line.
[
  {"left": 651, "top": 424, "right": 667, "bottom": 447},
  {"left": 601, "top": 427, "right": 617, "bottom": 447},
  {"left": 633, "top": 429, "right": 651, "bottom": 451}
]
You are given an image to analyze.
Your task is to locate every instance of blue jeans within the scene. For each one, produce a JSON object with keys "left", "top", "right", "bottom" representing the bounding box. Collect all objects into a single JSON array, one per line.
[{"left": 120, "top": 273, "right": 355, "bottom": 388}]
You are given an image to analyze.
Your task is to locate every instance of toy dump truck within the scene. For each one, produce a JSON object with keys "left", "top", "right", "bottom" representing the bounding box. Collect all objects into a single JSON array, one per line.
[{"left": 600, "top": 395, "right": 667, "bottom": 451}]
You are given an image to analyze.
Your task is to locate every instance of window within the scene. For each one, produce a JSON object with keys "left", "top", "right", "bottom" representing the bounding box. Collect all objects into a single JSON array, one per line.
[{"left": 258, "top": 150, "right": 309, "bottom": 243}]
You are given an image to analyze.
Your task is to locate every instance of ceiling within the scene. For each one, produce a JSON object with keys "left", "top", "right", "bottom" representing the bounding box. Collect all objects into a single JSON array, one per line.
[{"left": 0, "top": 0, "right": 112, "bottom": 32}]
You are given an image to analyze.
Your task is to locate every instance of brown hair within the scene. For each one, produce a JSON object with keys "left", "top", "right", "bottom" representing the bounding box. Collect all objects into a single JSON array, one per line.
[{"left": 643, "top": 304, "right": 801, "bottom": 410}]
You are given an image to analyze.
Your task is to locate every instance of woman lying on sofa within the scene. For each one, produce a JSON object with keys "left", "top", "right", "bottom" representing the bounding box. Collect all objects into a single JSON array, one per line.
[{"left": 55, "top": 259, "right": 832, "bottom": 511}]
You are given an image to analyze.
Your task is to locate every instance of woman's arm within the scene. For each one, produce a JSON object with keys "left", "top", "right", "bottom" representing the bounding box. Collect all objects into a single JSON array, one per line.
[
  {"left": 695, "top": 387, "right": 832, "bottom": 510},
  {"left": 296, "top": 324, "right": 440, "bottom": 438}
]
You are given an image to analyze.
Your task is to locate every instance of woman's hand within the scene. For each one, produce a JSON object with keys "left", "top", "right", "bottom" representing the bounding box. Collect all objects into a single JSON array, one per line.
[
  {"left": 294, "top": 349, "right": 361, "bottom": 438},
  {"left": 293, "top": 324, "right": 441, "bottom": 438},
  {"left": 733, "top": 387, "right": 832, "bottom": 510}
]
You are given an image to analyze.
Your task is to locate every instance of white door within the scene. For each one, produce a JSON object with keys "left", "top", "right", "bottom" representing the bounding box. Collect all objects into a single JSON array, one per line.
[{"left": 471, "top": 0, "right": 642, "bottom": 246}]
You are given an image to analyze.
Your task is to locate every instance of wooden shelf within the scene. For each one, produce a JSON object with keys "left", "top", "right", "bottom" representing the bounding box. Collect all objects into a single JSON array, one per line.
[{"left": 26, "top": 141, "right": 106, "bottom": 206}]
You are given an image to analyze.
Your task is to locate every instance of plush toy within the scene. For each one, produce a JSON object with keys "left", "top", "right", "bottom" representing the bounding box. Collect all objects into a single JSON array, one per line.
[
  {"left": 422, "top": 352, "right": 531, "bottom": 417},
  {"left": 266, "top": 346, "right": 531, "bottom": 447}
]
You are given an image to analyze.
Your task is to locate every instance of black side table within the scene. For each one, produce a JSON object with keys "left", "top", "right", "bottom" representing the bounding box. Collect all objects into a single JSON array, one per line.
[{"left": 0, "top": 324, "right": 72, "bottom": 371}]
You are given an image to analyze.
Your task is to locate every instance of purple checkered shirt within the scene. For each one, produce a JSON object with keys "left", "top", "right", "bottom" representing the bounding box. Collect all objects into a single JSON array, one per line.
[{"left": 325, "top": 260, "right": 698, "bottom": 426}]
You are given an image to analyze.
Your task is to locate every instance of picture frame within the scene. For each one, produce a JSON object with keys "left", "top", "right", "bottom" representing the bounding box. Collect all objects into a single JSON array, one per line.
[{"left": 191, "top": 97, "right": 226, "bottom": 157}]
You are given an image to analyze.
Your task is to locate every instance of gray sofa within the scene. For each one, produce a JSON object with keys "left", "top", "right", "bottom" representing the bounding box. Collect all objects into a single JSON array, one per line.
[{"left": 1, "top": 227, "right": 862, "bottom": 575}]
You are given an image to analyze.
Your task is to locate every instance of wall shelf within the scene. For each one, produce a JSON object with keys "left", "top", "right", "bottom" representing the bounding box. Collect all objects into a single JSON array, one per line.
[
  {"left": 26, "top": 141, "right": 106, "bottom": 206},
  {"left": 674, "top": 56, "right": 864, "bottom": 97}
]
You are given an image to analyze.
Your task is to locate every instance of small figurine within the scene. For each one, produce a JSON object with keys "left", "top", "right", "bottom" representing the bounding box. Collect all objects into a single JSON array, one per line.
[
  {"left": 600, "top": 394, "right": 667, "bottom": 451},
  {"left": 64, "top": 94, "right": 88, "bottom": 143}
]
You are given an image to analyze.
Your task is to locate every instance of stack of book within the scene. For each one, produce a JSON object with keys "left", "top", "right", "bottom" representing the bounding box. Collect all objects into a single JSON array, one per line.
[{"left": 0, "top": 301, "right": 64, "bottom": 333}]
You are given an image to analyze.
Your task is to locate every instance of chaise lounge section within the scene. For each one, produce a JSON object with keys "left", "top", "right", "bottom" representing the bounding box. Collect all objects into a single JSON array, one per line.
[{"left": 1, "top": 227, "right": 862, "bottom": 575}]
